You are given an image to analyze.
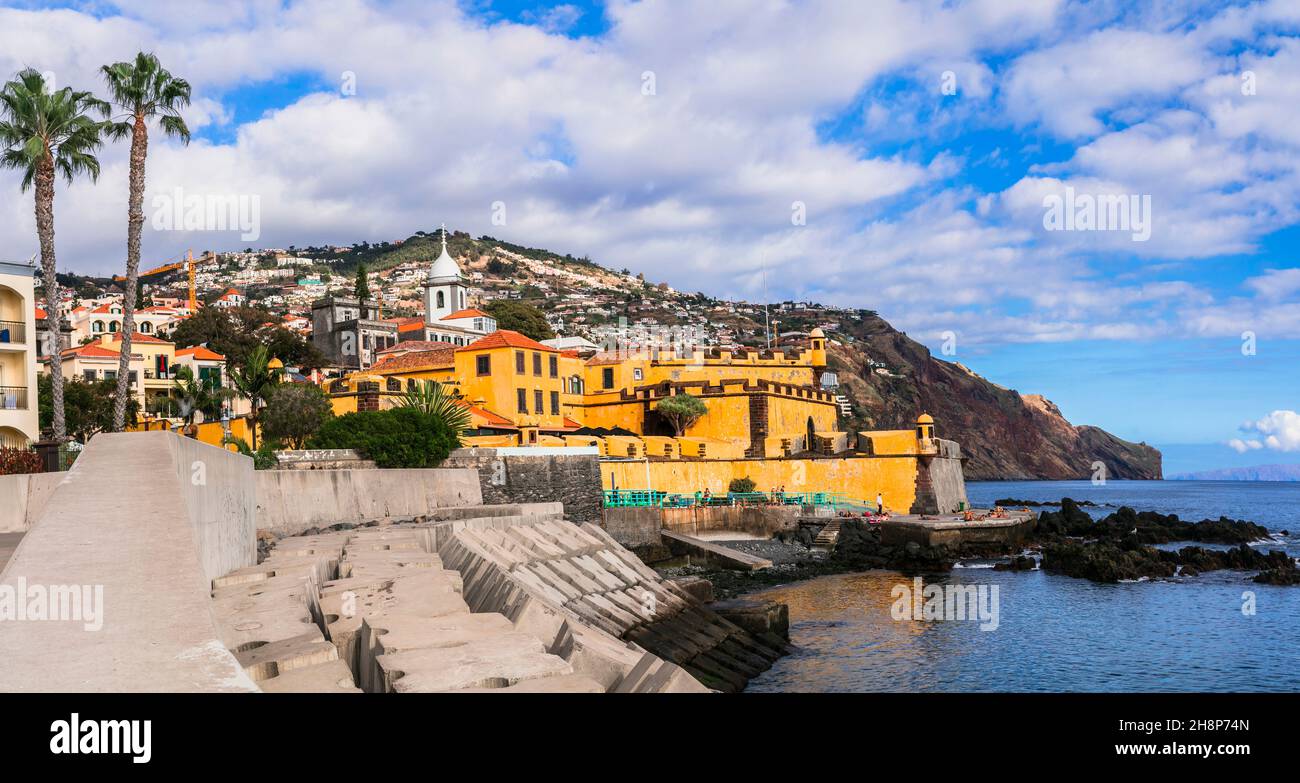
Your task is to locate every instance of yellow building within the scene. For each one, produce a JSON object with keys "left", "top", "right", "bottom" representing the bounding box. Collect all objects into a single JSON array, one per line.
[
  {"left": 0, "top": 261, "right": 40, "bottom": 447},
  {"left": 320, "top": 325, "right": 968, "bottom": 513}
]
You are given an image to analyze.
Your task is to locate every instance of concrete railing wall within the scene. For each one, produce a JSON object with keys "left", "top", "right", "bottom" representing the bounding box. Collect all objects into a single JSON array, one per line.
[
  {"left": 0, "top": 471, "right": 64, "bottom": 533},
  {"left": 602, "top": 504, "right": 801, "bottom": 549},
  {"left": 166, "top": 431, "right": 258, "bottom": 583},
  {"left": 0, "top": 431, "right": 258, "bottom": 692},
  {"left": 255, "top": 467, "right": 483, "bottom": 537}
]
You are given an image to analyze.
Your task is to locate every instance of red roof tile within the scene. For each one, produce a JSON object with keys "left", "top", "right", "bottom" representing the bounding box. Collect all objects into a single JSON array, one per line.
[
  {"left": 60, "top": 344, "right": 120, "bottom": 358},
  {"left": 442, "top": 308, "right": 490, "bottom": 320},
  {"left": 176, "top": 346, "right": 225, "bottom": 361},
  {"left": 459, "top": 330, "right": 555, "bottom": 353},
  {"left": 369, "top": 347, "right": 456, "bottom": 373}
]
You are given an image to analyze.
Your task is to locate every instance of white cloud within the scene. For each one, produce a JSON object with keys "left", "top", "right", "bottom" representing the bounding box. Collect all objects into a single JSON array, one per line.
[{"left": 1232, "top": 410, "right": 1300, "bottom": 452}]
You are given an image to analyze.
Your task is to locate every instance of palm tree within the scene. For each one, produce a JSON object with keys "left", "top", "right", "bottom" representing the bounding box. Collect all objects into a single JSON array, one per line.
[
  {"left": 101, "top": 53, "right": 191, "bottom": 431},
  {"left": 172, "top": 364, "right": 230, "bottom": 427},
  {"left": 230, "top": 344, "right": 278, "bottom": 450},
  {"left": 398, "top": 379, "right": 471, "bottom": 441},
  {"left": 0, "top": 69, "right": 107, "bottom": 442}
]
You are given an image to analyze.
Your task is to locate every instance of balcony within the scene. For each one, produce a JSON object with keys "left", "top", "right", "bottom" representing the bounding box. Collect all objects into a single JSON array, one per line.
[
  {"left": 0, "top": 320, "right": 26, "bottom": 346},
  {"left": 0, "top": 385, "right": 28, "bottom": 410}
]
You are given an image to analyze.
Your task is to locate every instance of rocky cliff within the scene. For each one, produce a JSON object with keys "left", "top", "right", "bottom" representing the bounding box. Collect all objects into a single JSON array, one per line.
[{"left": 826, "top": 313, "right": 1162, "bottom": 481}]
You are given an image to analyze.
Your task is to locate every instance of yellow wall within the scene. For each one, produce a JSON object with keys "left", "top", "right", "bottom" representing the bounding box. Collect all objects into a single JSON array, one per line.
[{"left": 603, "top": 455, "right": 919, "bottom": 514}]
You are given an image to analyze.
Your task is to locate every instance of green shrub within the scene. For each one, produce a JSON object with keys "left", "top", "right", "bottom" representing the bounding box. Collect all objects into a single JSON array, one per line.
[
  {"left": 728, "top": 476, "right": 757, "bottom": 494},
  {"left": 307, "top": 407, "right": 458, "bottom": 468}
]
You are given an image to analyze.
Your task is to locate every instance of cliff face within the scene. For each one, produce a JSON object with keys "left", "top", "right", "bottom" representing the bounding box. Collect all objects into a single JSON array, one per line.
[{"left": 828, "top": 314, "right": 1162, "bottom": 481}]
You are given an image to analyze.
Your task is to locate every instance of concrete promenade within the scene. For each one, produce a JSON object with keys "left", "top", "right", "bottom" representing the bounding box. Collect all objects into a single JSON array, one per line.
[{"left": 0, "top": 431, "right": 259, "bottom": 692}]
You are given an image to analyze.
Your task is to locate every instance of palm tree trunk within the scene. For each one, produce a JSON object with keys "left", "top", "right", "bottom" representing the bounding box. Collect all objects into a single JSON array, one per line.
[
  {"left": 34, "top": 157, "right": 65, "bottom": 442},
  {"left": 112, "top": 116, "right": 148, "bottom": 431}
]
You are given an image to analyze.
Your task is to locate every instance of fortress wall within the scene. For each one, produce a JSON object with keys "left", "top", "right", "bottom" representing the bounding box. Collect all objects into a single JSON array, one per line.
[
  {"left": 0, "top": 431, "right": 259, "bottom": 692},
  {"left": 0, "top": 471, "right": 63, "bottom": 533},
  {"left": 601, "top": 455, "right": 922, "bottom": 514},
  {"left": 255, "top": 467, "right": 483, "bottom": 537},
  {"left": 603, "top": 504, "right": 801, "bottom": 546},
  {"left": 443, "top": 449, "right": 603, "bottom": 523},
  {"left": 927, "top": 455, "right": 969, "bottom": 514}
]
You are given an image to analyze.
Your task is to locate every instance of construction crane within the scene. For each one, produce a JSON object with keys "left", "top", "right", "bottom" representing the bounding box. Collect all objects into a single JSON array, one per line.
[{"left": 112, "top": 249, "right": 201, "bottom": 310}]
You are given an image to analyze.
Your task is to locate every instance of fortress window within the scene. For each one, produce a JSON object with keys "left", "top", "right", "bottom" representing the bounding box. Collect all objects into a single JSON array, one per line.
[
  {"left": 533, "top": 352, "right": 542, "bottom": 376},
  {"left": 515, "top": 351, "right": 525, "bottom": 373},
  {"left": 476, "top": 355, "right": 491, "bottom": 376},
  {"left": 603, "top": 367, "right": 614, "bottom": 389},
  {"left": 633, "top": 367, "right": 643, "bottom": 381},
  {"left": 550, "top": 391, "right": 560, "bottom": 415},
  {"left": 534, "top": 389, "right": 544, "bottom": 413},
  {"left": 549, "top": 355, "right": 558, "bottom": 377},
  {"left": 517, "top": 388, "right": 527, "bottom": 413}
]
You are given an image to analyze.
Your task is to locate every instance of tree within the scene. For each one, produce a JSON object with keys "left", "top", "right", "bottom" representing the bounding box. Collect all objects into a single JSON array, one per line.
[
  {"left": 656, "top": 393, "right": 707, "bottom": 437},
  {"left": 354, "top": 262, "right": 370, "bottom": 301},
  {"left": 170, "top": 306, "right": 324, "bottom": 369},
  {"left": 308, "top": 407, "right": 458, "bottom": 468},
  {"left": 171, "top": 364, "right": 230, "bottom": 425},
  {"left": 1, "top": 69, "right": 108, "bottom": 441},
  {"left": 38, "top": 374, "right": 138, "bottom": 444},
  {"left": 101, "top": 53, "right": 191, "bottom": 432},
  {"left": 398, "top": 380, "right": 470, "bottom": 442},
  {"left": 261, "top": 384, "right": 333, "bottom": 448},
  {"left": 259, "top": 326, "right": 327, "bottom": 370},
  {"left": 482, "top": 300, "right": 555, "bottom": 340},
  {"left": 229, "top": 344, "right": 279, "bottom": 450}
]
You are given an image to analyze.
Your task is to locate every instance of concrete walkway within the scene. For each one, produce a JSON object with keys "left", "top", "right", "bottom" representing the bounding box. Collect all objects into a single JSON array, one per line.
[
  {"left": 0, "top": 432, "right": 259, "bottom": 692},
  {"left": 0, "top": 532, "right": 23, "bottom": 573}
]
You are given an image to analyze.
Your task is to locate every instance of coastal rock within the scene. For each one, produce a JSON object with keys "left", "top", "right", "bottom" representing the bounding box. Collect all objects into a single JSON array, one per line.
[
  {"left": 993, "top": 555, "right": 1036, "bottom": 571},
  {"left": 1253, "top": 565, "right": 1300, "bottom": 585},
  {"left": 1033, "top": 499, "right": 1273, "bottom": 545},
  {"left": 1041, "top": 540, "right": 1176, "bottom": 583}
]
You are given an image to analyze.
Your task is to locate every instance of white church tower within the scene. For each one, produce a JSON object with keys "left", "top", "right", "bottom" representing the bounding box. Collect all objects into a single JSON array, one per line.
[{"left": 423, "top": 224, "right": 466, "bottom": 322}]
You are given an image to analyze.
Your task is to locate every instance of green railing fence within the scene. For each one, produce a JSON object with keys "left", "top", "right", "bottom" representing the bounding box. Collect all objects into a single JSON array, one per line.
[{"left": 602, "top": 489, "right": 876, "bottom": 511}]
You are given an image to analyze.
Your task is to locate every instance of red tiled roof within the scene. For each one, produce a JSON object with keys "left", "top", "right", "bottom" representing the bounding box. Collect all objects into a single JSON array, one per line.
[
  {"left": 60, "top": 343, "right": 120, "bottom": 358},
  {"left": 458, "top": 330, "right": 555, "bottom": 353},
  {"left": 585, "top": 351, "right": 624, "bottom": 366},
  {"left": 176, "top": 346, "right": 225, "bottom": 361},
  {"left": 369, "top": 347, "right": 456, "bottom": 373},
  {"left": 442, "top": 308, "right": 490, "bottom": 320},
  {"left": 465, "top": 403, "right": 515, "bottom": 429}
]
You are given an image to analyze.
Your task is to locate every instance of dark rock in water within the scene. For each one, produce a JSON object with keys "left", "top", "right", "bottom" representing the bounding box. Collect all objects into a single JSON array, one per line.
[
  {"left": 1033, "top": 498, "right": 1272, "bottom": 545},
  {"left": 1254, "top": 565, "right": 1300, "bottom": 585},
  {"left": 996, "top": 497, "right": 1100, "bottom": 508},
  {"left": 1281, "top": 530, "right": 1290, "bottom": 536},
  {"left": 1042, "top": 540, "right": 1176, "bottom": 583},
  {"left": 1180, "top": 565, "right": 1200, "bottom": 577},
  {"left": 994, "top": 555, "right": 1036, "bottom": 571}
]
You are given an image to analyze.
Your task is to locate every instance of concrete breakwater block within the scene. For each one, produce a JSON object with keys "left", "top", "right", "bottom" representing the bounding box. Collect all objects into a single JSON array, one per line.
[{"left": 709, "top": 599, "right": 790, "bottom": 642}]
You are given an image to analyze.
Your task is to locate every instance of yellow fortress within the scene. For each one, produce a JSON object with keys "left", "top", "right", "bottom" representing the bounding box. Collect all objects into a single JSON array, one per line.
[{"left": 325, "top": 325, "right": 969, "bottom": 515}]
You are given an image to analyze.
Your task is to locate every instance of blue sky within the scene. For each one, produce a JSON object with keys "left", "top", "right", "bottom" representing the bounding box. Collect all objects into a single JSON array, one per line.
[{"left": 1, "top": 0, "right": 1299, "bottom": 473}]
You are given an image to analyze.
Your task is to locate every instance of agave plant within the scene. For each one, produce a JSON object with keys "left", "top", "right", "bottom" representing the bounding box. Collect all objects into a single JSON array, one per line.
[{"left": 398, "top": 380, "right": 471, "bottom": 438}]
